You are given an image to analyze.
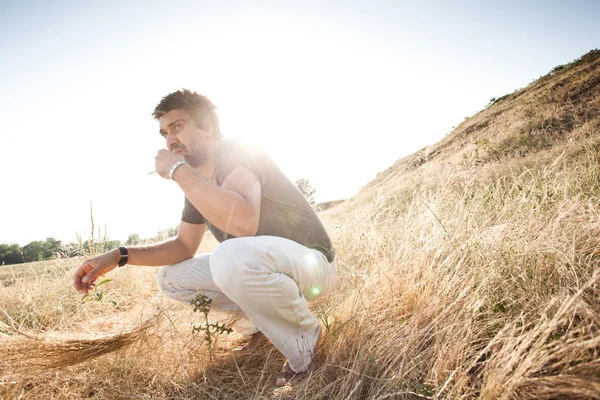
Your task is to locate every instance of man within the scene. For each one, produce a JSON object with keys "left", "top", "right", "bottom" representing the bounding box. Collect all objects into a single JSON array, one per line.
[{"left": 73, "top": 89, "right": 336, "bottom": 387}]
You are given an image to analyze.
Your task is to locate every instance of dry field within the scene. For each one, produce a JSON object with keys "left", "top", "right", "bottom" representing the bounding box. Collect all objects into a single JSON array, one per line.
[{"left": 1, "top": 50, "right": 600, "bottom": 399}]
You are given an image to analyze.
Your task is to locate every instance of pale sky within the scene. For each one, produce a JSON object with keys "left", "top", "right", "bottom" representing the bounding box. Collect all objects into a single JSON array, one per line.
[{"left": 0, "top": 0, "right": 598, "bottom": 246}]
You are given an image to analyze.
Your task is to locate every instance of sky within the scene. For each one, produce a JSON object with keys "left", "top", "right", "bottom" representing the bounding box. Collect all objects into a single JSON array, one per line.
[{"left": 0, "top": 0, "right": 598, "bottom": 246}]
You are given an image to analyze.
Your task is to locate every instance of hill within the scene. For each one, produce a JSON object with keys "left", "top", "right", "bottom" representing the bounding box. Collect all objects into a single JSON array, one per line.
[
  {"left": 319, "top": 49, "right": 600, "bottom": 399},
  {"left": 1, "top": 50, "right": 600, "bottom": 399},
  {"left": 362, "top": 49, "right": 600, "bottom": 196}
]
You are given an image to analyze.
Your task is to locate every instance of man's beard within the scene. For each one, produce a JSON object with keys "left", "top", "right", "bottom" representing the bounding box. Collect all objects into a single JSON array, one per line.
[
  {"left": 183, "top": 149, "right": 207, "bottom": 168},
  {"left": 172, "top": 141, "right": 207, "bottom": 168}
]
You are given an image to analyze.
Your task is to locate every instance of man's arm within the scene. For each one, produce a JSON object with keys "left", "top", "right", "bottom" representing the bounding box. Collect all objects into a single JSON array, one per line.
[
  {"left": 73, "top": 221, "right": 206, "bottom": 294},
  {"left": 126, "top": 221, "right": 206, "bottom": 265},
  {"left": 171, "top": 163, "right": 262, "bottom": 238}
]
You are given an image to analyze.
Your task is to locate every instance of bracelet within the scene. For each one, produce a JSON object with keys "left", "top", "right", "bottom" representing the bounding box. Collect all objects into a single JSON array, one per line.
[{"left": 169, "top": 161, "right": 186, "bottom": 180}]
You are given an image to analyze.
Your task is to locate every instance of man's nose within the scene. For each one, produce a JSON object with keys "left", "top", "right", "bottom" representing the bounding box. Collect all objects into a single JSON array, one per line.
[{"left": 166, "top": 132, "right": 177, "bottom": 149}]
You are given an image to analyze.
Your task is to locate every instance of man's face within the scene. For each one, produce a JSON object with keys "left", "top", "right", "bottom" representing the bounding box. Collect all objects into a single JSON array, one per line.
[{"left": 159, "top": 109, "right": 210, "bottom": 167}]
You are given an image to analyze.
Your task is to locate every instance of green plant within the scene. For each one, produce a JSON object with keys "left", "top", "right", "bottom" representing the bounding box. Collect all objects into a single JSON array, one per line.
[
  {"left": 81, "top": 278, "right": 117, "bottom": 306},
  {"left": 191, "top": 294, "right": 233, "bottom": 361}
]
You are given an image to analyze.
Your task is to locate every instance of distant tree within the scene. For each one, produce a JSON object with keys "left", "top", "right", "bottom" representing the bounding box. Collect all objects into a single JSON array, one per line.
[
  {"left": 22, "top": 241, "right": 48, "bottom": 262},
  {"left": 295, "top": 178, "right": 317, "bottom": 205},
  {"left": 21, "top": 237, "right": 63, "bottom": 262},
  {"left": 154, "top": 227, "right": 178, "bottom": 242},
  {"left": 44, "top": 237, "right": 62, "bottom": 258},
  {"left": 126, "top": 234, "right": 141, "bottom": 246},
  {"left": 76, "top": 235, "right": 118, "bottom": 258},
  {"left": 0, "top": 243, "right": 24, "bottom": 265},
  {"left": 57, "top": 242, "right": 82, "bottom": 259},
  {"left": 106, "top": 240, "right": 121, "bottom": 250}
]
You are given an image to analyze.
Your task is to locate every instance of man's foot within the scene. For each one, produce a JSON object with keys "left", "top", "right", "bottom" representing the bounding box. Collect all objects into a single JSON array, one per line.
[
  {"left": 232, "top": 331, "right": 269, "bottom": 352},
  {"left": 274, "top": 325, "right": 322, "bottom": 387},
  {"left": 275, "top": 359, "right": 317, "bottom": 387}
]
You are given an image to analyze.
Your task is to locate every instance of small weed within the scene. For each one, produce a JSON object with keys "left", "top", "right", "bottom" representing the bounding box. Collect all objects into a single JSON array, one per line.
[
  {"left": 191, "top": 294, "right": 233, "bottom": 362},
  {"left": 81, "top": 278, "right": 116, "bottom": 306}
]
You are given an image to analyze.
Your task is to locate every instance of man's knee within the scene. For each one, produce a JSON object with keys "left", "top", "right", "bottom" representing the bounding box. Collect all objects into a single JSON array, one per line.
[{"left": 210, "top": 238, "right": 266, "bottom": 292}]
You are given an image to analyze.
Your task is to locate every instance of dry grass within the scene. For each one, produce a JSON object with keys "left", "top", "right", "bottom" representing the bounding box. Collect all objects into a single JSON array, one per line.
[{"left": 1, "top": 50, "right": 600, "bottom": 399}]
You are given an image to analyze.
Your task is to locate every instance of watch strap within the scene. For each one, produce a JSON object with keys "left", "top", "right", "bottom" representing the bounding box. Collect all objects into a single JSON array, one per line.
[
  {"left": 118, "top": 246, "right": 128, "bottom": 267},
  {"left": 169, "top": 161, "right": 186, "bottom": 180}
]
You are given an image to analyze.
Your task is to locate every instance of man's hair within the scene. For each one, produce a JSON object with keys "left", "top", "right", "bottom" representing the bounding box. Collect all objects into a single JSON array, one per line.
[{"left": 152, "top": 89, "right": 222, "bottom": 140}]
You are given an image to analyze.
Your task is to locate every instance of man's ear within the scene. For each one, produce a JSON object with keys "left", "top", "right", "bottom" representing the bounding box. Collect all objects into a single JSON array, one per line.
[{"left": 197, "top": 118, "right": 214, "bottom": 137}]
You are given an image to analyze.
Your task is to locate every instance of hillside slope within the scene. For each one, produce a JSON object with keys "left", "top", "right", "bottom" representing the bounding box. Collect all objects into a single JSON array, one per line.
[
  {"left": 360, "top": 49, "right": 600, "bottom": 197},
  {"left": 318, "top": 49, "right": 600, "bottom": 399}
]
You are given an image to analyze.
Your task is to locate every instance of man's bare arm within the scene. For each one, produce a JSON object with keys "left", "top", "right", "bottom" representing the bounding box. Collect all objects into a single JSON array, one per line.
[
  {"left": 73, "top": 222, "right": 205, "bottom": 294},
  {"left": 125, "top": 221, "right": 206, "bottom": 266},
  {"left": 172, "top": 164, "right": 262, "bottom": 237}
]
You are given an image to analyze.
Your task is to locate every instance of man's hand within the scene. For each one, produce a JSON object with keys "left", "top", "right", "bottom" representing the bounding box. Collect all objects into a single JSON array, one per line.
[
  {"left": 155, "top": 149, "right": 185, "bottom": 179},
  {"left": 73, "top": 249, "right": 120, "bottom": 294}
]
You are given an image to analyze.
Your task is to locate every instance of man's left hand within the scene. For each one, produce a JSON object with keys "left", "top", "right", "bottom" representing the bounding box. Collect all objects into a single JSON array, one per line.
[{"left": 155, "top": 149, "right": 184, "bottom": 179}]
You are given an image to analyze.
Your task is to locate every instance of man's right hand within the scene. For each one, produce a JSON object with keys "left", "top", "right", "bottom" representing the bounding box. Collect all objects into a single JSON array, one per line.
[{"left": 73, "top": 249, "right": 120, "bottom": 294}]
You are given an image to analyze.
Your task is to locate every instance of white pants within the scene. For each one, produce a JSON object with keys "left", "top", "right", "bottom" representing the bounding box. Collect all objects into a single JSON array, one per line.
[{"left": 156, "top": 235, "right": 337, "bottom": 372}]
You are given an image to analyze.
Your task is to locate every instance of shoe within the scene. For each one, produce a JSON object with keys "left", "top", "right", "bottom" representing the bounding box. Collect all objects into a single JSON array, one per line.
[{"left": 275, "top": 325, "right": 322, "bottom": 387}]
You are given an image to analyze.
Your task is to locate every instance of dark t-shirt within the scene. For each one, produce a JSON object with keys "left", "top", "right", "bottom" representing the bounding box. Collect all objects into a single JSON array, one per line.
[{"left": 181, "top": 139, "right": 335, "bottom": 262}]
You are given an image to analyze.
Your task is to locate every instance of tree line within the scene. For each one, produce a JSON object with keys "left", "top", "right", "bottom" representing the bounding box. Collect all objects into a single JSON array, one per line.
[
  {"left": 0, "top": 227, "right": 179, "bottom": 266},
  {"left": 0, "top": 237, "right": 118, "bottom": 266}
]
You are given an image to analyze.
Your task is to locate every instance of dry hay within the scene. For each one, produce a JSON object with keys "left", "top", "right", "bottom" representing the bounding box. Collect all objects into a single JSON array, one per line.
[{"left": 0, "top": 313, "right": 159, "bottom": 372}]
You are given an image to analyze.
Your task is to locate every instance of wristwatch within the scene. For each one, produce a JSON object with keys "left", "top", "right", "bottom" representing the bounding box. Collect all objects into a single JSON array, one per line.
[
  {"left": 169, "top": 161, "right": 186, "bottom": 180},
  {"left": 118, "top": 246, "right": 128, "bottom": 267}
]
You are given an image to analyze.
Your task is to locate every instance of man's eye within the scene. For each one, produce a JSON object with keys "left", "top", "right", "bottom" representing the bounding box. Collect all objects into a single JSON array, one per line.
[
  {"left": 175, "top": 124, "right": 182, "bottom": 131},
  {"left": 160, "top": 131, "right": 167, "bottom": 138}
]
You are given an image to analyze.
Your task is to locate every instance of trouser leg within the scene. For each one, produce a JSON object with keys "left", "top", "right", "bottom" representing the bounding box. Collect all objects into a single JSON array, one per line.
[
  {"left": 209, "top": 236, "right": 337, "bottom": 372},
  {"left": 156, "top": 253, "right": 258, "bottom": 337}
]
